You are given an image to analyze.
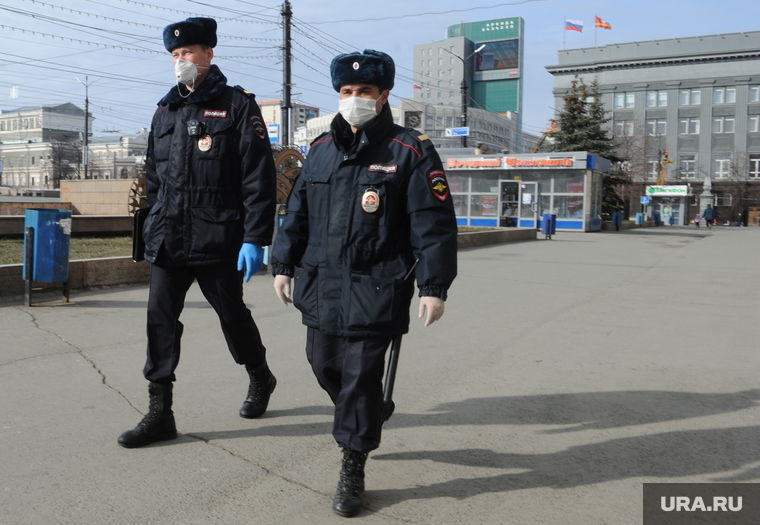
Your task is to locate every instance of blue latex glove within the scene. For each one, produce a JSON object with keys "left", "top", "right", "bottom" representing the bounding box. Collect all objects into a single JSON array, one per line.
[{"left": 237, "top": 242, "right": 264, "bottom": 282}]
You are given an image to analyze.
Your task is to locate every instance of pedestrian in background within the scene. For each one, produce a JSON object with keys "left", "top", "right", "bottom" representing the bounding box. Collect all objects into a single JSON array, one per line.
[
  {"left": 694, "top": 214, "right": 701, "bottom": 228},
  {"left": 269, "top": 49, "right": 458, "bottom": 517},
  {"left": 118, "top": 17, "right": 278, "bottom": 449},
  {"left": 703, "top": 204, "right": 714, "bottom": 230}
]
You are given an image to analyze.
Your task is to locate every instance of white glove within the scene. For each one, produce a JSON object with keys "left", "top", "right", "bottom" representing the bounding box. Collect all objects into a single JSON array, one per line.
[
  {"left": 273, "top": 274, "right": 292, "bottom": 306},
  {"left": 418, "top": 296, "right": 445, "bottom": 327}
]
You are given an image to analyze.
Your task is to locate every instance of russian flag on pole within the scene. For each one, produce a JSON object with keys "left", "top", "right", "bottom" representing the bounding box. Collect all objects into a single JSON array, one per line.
[
  {"left": 413, "top": 83, "right": 422, "bottom": 90},
  {"left": 565, "top": 19, "right": 584, "bottom": 32}
]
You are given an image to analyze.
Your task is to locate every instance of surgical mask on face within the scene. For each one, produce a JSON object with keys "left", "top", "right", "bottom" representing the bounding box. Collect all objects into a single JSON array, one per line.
[
  {"left": 174, "top": 59, "right": 208, "bottom": 86},
  {"left": 338, "top": 96, "right": 379, "bottom": 128}
]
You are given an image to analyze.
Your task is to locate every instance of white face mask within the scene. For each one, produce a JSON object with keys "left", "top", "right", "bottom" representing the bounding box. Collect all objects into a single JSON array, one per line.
[
  {"left": 174, "top": 59, "right": 208, "bottom": 86},
  {"left": 339, "top": 96, "right": 379, "bottom": 128}
]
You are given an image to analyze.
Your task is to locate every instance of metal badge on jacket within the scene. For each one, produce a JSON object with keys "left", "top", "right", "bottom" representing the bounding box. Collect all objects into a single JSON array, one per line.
[
  {"left": 362, "top": 186, "right": 380, "bottom": 213},
  {"left": 197, "top": 135, "right": 212, "bottom": 152}
]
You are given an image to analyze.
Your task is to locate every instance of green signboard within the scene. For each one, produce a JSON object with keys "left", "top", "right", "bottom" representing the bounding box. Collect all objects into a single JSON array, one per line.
[
  {"left": 447, "top": 18, "right": 521, "bottom": 41},
  {"left": 646, "top": 185, "right": 692, "bottom": 196}
]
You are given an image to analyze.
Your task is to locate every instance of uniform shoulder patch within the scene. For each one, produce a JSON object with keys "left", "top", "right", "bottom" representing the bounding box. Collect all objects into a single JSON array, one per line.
[
  {"left": 428, "top": 169, "right": 450, "bottom": 202},
  {"left": 233, "top": 85, "right": 254, "bottom": 97},
  {"left": 407, "top": 128, "right": 435, "bottom": 150},
  {"left": 249, "top": 115, "right": 267, "bottom": 140}
]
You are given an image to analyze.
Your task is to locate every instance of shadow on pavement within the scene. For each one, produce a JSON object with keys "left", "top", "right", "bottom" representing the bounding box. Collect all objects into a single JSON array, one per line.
[
  {"left": 184, "top": 389, "right": 759, "bottom": 444},
  {"left": 369, "top": 425, "right": 760, "bottom": 506},
  {"left": 384, "top": 390, "right": 760, "bottom": 433}
]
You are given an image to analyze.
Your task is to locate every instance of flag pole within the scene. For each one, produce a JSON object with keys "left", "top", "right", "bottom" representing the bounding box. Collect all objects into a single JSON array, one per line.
[
  {"left": 594, "top": 14, "right": 597, "bottom": 47},
  {"left": 563, "top": 16, "right": 566, "bottom": 50}
]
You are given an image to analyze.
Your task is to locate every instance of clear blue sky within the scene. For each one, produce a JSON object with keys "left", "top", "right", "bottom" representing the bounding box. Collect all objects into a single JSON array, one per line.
[{"left": 2, "top": 0, "right": 759, "bottom": 139}]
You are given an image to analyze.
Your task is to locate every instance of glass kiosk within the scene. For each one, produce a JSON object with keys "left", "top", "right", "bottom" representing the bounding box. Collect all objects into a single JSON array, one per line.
[{"left": 442, "top": 152, "right": 606, "bottom": 232}]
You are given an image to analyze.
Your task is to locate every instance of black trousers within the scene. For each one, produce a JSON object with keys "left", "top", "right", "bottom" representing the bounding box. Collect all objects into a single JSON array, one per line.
[
  {"left": 306, "top": 327, "right": 391, "bottom": 453},
  {"left": 143, "top": 261, "right": 266, "bottom": 383}
]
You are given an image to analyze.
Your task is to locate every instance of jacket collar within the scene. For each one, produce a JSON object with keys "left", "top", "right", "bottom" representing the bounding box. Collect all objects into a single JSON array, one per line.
[
  {"left": 158, "top": 65, "right": 227, "bottom": 107},
  {"left": 331, "top": 103, "right": 393, "bottom": 156}
]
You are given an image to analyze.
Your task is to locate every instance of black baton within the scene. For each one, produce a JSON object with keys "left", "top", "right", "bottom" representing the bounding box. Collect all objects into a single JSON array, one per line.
[
  {"left": 382, "top": 334, "right": 402, "bottom": 422},
  {"left": 381, "top": 259, "right": 419, "bottom": 423}
]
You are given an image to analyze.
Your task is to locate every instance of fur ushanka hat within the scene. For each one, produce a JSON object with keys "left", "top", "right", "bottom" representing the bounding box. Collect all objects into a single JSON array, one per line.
[
  {"left": 163, "top": 17, "right": 217, "bottom": 52},
  {"left": 330, "top": 49, "right": 395, "bottom": 92}
]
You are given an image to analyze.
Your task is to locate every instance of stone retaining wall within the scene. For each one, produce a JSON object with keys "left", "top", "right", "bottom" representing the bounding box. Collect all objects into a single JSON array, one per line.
[
  {"left": 457, "top": 227, "right": 537, "bottom": 248},
  {"left": 60, "top": 179, "right": 136, "bottom": 215},
  {"left": 0, "top": 215, "right": 132, "bottom": 236},
  {"left": 600, "top": 221, "right": 657, "bottom": 231},
  {"left": 0, "top": 228, "right": 537, "bottom": 299},
  {"left": 0, "top": 202, "right": 73, "bottom": 216},
  {"left": 0, "top": 257, "right": 150, "bottom": 298}
]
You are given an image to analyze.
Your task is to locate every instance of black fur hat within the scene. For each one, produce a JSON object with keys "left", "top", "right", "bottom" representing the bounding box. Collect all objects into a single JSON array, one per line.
[
  {"left": 330, "top": 49, "right": 395, "bottom": 92},
  {"left": 163, "top": 17, "right": 217, "bottom": 52}
]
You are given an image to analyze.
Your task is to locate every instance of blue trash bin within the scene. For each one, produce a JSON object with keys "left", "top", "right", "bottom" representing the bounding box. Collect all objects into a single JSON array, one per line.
[
  {"left": 541, "top": 213, "right": 556, "bottom": 239},
  {"left": 23, "top": 209, "right": 72, "bottom": 283},
  {"left": 612, "top": 212, "right": 623, "bottom": 228},
  {"left": 653, "top": 213, "right": 661, "bottom": 226},
  {"left": 635, "top": 212, "right": 645, "bottom": 226}
]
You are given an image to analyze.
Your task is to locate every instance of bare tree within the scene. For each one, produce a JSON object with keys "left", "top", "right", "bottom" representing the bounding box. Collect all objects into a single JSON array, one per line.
[
  {"left": 611, "top": 122, "right": 662, "bottom": 216},
  {"left": 48, "top": 139, "right": 82, "bottom": 186},
  {"left": 721, "top": 151, "right": 760, "bottom": 225}
]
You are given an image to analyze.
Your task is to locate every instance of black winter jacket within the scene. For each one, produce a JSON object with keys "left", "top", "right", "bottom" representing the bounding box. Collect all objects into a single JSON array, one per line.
[
  {"left": 270, "top": 104, "right": 458, "bottom": 337},
  {"left": 143, "top": 65, "right": 276, "bottom": 266}
]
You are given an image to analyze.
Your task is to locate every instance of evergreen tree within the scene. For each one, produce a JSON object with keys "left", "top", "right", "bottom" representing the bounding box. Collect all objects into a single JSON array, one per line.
[{"left": 551, "top": 77, "right": 628, "bottom": 216}]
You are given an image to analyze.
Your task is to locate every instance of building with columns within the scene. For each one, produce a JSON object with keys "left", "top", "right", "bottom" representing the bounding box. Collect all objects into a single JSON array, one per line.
[
  {"left": 547, "top": 31, "right": 760, "bottom": 225},
  {"left": 0, "top": 104, "right": 147, "bottom": 189}
]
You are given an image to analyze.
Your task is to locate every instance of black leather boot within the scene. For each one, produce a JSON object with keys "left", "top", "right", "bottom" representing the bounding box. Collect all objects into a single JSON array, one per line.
[
  {"left": 332, "top": 448, "right": 368, "bottom": 518},
  {"left": 117, "top": 382, "right": 177, "bottom": 448},
  {"left": 239, "top": 363, "right": 277, "bottom": 419}
]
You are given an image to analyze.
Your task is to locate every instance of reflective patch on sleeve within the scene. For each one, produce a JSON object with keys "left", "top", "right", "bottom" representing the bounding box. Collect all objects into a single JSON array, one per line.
[{"left": 428, "top": 170, "right": 449, "bottom": 201}]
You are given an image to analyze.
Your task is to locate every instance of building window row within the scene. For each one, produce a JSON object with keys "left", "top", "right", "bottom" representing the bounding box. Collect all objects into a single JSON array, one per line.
[
  {"left": 0, "top": 118, "right": 43, "bottom": 131},
  {"left": 713, "top": 87, "right": 736, "bottom": 104},
  {"left": 713, "top": 155, "right": 732, "bottom": 178},
  {"left": 679, "top": 89, "right": 701, "bottom": 106},
  {"left": 420, "top": 46, "right": 456, "bottom": 56},
  {"left": 679, "top": 154, "right": 697, "bottom": 178},
  {"left": 712, "top": 116, "right": 735, "bottom": 134},
  {"left": 424, "top": 58, "right": 458, "bottom": 66},
  {"left": 645, "top": 153, "right": 760, "bottom": 180},
  {"left": 614, "top": 92, "right": 635, "bottom": 109},
  {"left": 678, "top": 117, "right": 700, "bottom": 135},
  {"left": 610, "top": 85, "right": 760, "bottom": 109},
  {"left": 646, "top": 119, "right": 666, "bottom": 136},
  {"left": 646, "top": 90, "right": 667, "bottom": 107},
  {"left": 615, "top": 115, "right": 760, "bottom": 135},
  {"left": 613, "top": 120, "right": 634, "bottom": 136}
]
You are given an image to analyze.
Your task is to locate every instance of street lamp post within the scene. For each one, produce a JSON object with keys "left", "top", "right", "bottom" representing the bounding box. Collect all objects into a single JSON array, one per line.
[{"left": 445, "top": 44, "right": 485, "bottom": 148}]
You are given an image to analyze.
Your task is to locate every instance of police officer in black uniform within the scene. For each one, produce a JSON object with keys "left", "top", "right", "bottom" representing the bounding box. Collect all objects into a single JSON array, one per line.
[
  {"left": 118, "top": 18, "right": 278, "bottom": 448},
  {"left": 270, "top": 49, "right": 458, "bottom": 517}
]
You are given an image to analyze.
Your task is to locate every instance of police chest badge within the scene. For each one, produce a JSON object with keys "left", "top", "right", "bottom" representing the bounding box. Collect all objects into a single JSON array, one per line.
[
  {"left": 197, "top": 135, "right": 212, "bottom": 152},
  {"left": 361, "top": 186, "right": 380, "bottom": 213}
]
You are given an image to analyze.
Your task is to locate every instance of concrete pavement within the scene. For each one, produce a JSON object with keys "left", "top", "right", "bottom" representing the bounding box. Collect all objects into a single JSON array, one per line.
[{"left": 2, "top": 225, "right": 760, "bottom": 524}]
